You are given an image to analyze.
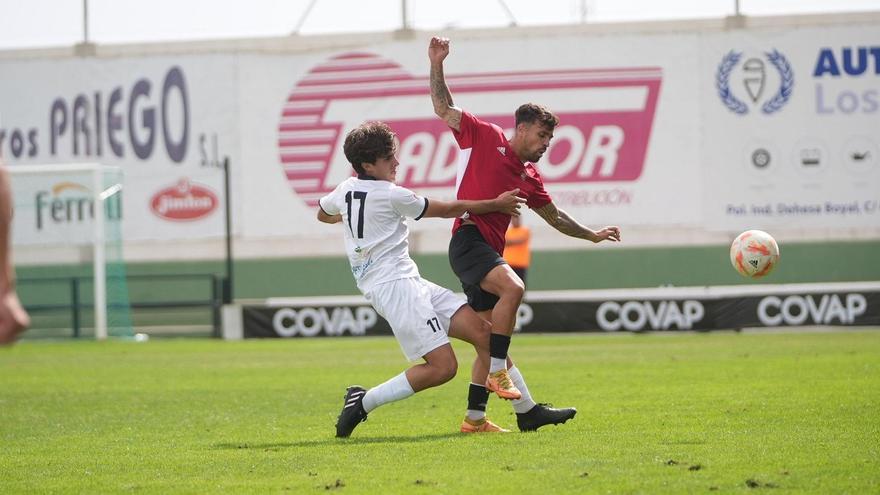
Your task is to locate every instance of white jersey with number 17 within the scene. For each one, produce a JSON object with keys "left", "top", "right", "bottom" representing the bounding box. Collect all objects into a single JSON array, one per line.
[{"left": 319, "top": 177, "right": 429, "bottom": 294}]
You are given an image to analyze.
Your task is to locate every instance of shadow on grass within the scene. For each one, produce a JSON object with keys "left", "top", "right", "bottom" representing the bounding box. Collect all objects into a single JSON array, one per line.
[{"left": 213, "top": 432, "right": 463, "bottom": 450}]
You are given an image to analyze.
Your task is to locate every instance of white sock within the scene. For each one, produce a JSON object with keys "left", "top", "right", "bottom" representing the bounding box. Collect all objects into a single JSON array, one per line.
[
  {"left": 466, "top": 410, "right": 486, "bottom": 421},
  {"left": 508, "top": 366, "right": 537, "bottom": 414},
  {"left": 489, "top": 357, "right": 507, "bottom": 373},
  {"left": 362, "top": 372, "right": 414, "bottom": 413}
]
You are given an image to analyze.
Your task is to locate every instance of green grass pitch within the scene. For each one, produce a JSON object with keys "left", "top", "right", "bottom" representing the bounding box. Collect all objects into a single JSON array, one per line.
[{"left": 1, "top": 331, "right": 878, "bottom": 493}]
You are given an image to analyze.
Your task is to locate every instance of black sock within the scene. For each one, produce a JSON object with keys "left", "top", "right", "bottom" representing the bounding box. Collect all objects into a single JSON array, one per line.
[
  {"left": 489, "top": 333, "right": 511, "bottom": 361},
  {"left": 467, "top": 383, "right": 490, "bottom": 412}
]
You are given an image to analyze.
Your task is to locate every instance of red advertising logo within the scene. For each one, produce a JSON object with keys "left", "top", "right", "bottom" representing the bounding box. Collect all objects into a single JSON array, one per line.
[
  {"left": 278, "top": 53, "right": 662, "bottom": 205},
  {"left": 150, "top": 179, "right": 218, "bottom": 221}
]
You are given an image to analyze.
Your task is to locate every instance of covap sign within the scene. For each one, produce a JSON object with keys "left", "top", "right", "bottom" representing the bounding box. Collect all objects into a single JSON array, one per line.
[
  {"left": 276, "top": 52, "right": 662, "bottom": 205},
  {"left": 242, "top": 304, "right": 392, "bottom": 338}
]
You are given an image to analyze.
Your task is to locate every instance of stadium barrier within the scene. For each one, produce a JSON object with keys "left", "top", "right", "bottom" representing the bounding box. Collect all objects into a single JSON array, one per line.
[
  {"left": 222, "top": 282, "right": 880, "bottom": 339},
  {"left": 20, "top": 273, "right": 226, "bottom": 338}
]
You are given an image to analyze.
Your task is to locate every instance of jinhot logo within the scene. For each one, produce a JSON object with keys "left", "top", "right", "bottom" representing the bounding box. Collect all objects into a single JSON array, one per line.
[{"left": 150, "top": 178, "right": 217, "bottom": 221}]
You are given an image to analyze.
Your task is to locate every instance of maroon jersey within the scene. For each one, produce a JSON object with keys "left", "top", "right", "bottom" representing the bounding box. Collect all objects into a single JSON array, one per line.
[{"left": 451, "top": 111, "right": 552, "bottom": 254}]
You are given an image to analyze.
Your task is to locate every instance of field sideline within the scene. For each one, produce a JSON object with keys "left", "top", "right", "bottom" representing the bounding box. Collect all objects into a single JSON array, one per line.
[{"left": 1, "top": 331, "right": 878, "bottom": 493}]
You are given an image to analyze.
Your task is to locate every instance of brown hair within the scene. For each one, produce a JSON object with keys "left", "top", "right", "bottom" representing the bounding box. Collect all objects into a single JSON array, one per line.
[
  {"left": 515, "top": 103, "right": 559, "bottom": 130},
  {"left": 343, "top": 121, "right": 397, "bottom": 174}
]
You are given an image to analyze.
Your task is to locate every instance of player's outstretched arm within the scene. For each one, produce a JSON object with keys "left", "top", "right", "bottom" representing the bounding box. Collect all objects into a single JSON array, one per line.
[
  {"left": 317, "top": 208, "right": 342, "bottom": 224},
  {"left": 423, "top": 189, "right": 525, "bottom": 219},
  {"left": 428, "top": 36, "right": 463, "bottom": 131},
  {"left": 534, "top": 201, "right": 621, "bottom": 243}
]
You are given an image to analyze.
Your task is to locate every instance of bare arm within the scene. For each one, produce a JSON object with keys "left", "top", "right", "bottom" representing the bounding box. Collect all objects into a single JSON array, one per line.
[
  {"left": 428, "top": 36, "right": 463, "bottom": 131},
  {"left": 423, "top": 189, "right": 525, "bottom": 219},
  {"left": 0, "top": 167, "right": 14, "bottom": 290},
  {"left": 316, "top": 208, "right": 342, "bottom": 224},
  {"left": 534, "top": 201, "right": 621, "bottom": 243},
  {"left": 0, "top": 164, "right": 30, "bottom": 345}
]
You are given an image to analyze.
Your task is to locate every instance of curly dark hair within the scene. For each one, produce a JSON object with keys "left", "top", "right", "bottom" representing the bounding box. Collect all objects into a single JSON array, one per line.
[
  {"left": 515, "top": 103, "right": 559, "bottom": 130},
  {"left": 343, "top": 122, "right": 397, "bottom": 175}
]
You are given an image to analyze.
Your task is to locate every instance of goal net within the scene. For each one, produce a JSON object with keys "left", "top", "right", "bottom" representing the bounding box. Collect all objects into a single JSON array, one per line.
[{"left": 9, "top": 163, "right": 132, "bottom": 340}]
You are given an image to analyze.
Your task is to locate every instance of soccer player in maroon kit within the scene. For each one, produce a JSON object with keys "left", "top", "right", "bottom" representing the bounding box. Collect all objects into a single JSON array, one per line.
[{"left": 429, "top": 36, "right": 622, "bottom": 431}]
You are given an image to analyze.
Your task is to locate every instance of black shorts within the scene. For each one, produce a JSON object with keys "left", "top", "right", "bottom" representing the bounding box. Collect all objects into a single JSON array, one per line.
[{"left": 448, "top": 224, "right": 507, "bottom": 312}]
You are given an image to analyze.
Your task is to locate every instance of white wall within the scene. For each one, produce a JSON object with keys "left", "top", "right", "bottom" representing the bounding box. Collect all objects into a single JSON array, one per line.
[{"left": 1, "top": 14, "right": 877, "bottom": 264}]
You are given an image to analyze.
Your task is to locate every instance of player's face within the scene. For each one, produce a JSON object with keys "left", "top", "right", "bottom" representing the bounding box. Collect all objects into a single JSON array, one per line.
[
  {"left": 365, "top": 152, "right": 399, "bottom": 182},
  {"left": 520, "top": 122, "right": 554, "bottom": 162}
]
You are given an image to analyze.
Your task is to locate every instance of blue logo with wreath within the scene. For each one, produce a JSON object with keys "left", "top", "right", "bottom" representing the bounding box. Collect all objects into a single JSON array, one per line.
[{"left": 716, "top": 49, "right": 794, "bottom": 115}]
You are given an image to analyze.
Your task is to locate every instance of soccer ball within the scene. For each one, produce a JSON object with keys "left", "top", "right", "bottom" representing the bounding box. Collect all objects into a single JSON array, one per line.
[{"left": 730, "top": 230, "right": 780, "bottom": 278}]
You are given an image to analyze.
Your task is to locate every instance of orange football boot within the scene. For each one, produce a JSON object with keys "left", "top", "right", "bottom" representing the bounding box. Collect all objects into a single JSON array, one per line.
[
  {"left": 485, "top": 369, "right": 522, "bottom": 400},
  {"left": 460, "top": 417, "right": 510, "bottom": 433}
]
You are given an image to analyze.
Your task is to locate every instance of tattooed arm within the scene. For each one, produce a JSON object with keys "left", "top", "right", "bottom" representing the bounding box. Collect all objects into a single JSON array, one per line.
[
  {"left": 533, "top": 201, "right": 622, "bottom": 243},
  {"left": 428, "top": 36, "right": 462, "bottom": 131}
]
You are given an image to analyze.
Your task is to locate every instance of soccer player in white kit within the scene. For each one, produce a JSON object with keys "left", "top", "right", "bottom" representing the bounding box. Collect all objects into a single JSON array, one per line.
[{"left": 319, "top": 121, "right": 526, "bottom": 437}]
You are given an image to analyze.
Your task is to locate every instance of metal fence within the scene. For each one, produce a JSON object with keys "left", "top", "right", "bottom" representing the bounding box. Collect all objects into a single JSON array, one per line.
[{"left": 18, "top": 273, "right": 226, "bottom": 338}]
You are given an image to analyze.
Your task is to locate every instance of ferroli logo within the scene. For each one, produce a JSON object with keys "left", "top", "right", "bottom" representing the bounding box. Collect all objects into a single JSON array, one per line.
[
  {"left": 757, "top": 293, "right": 867, "bottom": 326},
  {"left": 35, "top": 182, "right": 122, "bottom": 230},
  {"left": 271, "top": 306, "right": 379, "bottom": 337},
  {"left": 597, "top": 300, "right": 705, "bottom": 331},
  {"left": 277, "top": 52, "right": 662, "bottom": 205},
  {"left": 150, "top": 178, "right": 217, "bottom": 221}
]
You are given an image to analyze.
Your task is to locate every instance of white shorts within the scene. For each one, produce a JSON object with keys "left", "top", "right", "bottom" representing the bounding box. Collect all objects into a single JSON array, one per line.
[{"left": 365, "top": 277, "right": 467, "bottom": 362}]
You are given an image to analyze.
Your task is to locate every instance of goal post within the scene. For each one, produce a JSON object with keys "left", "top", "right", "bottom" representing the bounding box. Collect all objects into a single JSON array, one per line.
[{"left": 9, "top": 163, "right": 132, "bottom": 340}]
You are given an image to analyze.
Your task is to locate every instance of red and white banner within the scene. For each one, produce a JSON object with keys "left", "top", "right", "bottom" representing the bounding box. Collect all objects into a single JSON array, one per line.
[{"left": 277, "top": 52, "right": 661, "bottom": 205}]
